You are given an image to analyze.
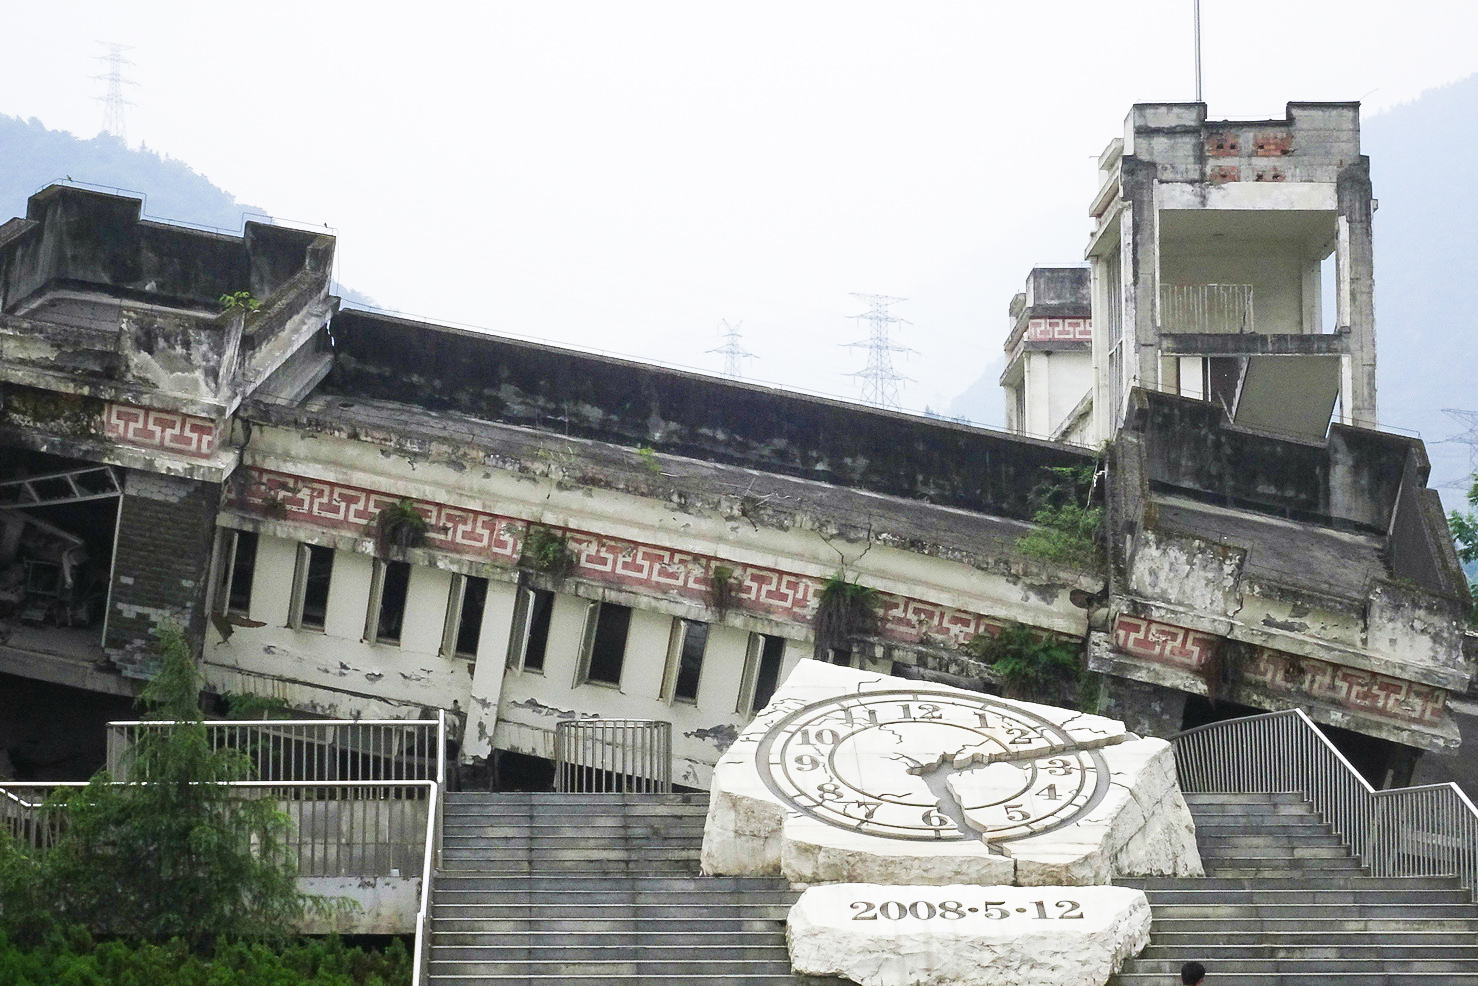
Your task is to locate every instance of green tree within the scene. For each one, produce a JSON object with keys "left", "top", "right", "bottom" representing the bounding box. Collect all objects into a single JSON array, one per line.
[
  {"left": 1448, "top": 475, "right": 1478, "bottom": 624},
  {"left": 0, "top": 621, "right": 321, "bottom": 951}
]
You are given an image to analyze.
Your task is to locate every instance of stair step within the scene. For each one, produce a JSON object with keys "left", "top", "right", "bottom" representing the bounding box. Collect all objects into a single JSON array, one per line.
[
  {"left": 1115, "top": 977, "right": 1478, "bottom": 986},
  {"left": 1122, "top": 875, "right": 1464, "bottom": 891}
]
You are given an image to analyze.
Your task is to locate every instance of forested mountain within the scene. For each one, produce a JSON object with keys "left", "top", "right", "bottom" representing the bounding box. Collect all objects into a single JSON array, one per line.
[{"left": 0, "top": 114, "right": 263, "bottom": 232}]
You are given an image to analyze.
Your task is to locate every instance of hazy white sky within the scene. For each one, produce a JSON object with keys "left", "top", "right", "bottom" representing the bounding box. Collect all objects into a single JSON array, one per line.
[{"left": 4, "top": 2, "right": 1477, "bottom": 425}]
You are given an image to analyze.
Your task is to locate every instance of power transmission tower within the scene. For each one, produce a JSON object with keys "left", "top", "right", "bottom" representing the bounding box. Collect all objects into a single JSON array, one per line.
[
  {"left": 843, "top": 293, "right": 913, "bottom": 409},
  {"left": 707, "top": 319, "right": 755, "bottom": 379},
  {"left": 1440, "top": 408, "right": 1478, "bottom": 488},
  {"left": 93, "top": 42, "right": 137, "bottom": 141}
]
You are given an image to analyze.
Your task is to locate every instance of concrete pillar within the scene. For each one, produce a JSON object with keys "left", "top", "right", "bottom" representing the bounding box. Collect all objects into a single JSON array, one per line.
[{"left": 1338, "top": 158, "right": 1378, "bottom": 429}]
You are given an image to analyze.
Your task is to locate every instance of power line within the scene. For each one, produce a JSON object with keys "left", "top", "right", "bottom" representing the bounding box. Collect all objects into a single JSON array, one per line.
[
  {"left": 842, "top": 293, "right": 913, "bottom": 409},
  {"left": 93, "top": 41, "right": 137, "bottom": 141},
  {"left": 706, "top": 319, "right": 755, "bottom": 379},
  {"left": 1439, "top": 408, "right": 1478, "bottom": 488}
]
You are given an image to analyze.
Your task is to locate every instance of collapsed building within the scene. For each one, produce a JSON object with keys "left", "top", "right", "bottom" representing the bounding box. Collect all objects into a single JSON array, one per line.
[{"left": 0, "top": 100, "right": 1469, "bottom": 790}]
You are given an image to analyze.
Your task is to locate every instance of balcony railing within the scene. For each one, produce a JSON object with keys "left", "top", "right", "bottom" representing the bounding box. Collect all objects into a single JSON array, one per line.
[
  {"left": 1, "top": 712, "right": 448, "bottom": 985},
  {"left": 1174, "top": 708, "right": 1478, "bottom": 901},
  {"left": 1160, "top": 282, "right": 1254, "bottom": 334},
  {"left": 106, "top": 718, "right": 441, "bottom": 782},
  {"left": 554, "top": 718, "right": 673, "bottom": 793}
]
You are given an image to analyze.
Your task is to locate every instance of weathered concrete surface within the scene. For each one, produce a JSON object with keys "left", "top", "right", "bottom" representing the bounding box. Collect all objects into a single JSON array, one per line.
[
  {"left": 787, "top": 883, "right": 1151, "bottom": 986},
  {"left": 297, "top": 876, "right": 420, "bottom": 934}
]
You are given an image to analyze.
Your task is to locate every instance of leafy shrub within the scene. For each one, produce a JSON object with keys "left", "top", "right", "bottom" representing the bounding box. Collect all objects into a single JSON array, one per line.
[
  {"left": 965, "top": 622, "right": 1081, "bottom": 703},
  {"left": 520, "top": 525, "right": 574, "bottom": 579},
  {"left": 813, "top": 574, "right": 880, "bottom": 659},
  {"left": 1016, "top": 464, "right": 1104, "bottom": 569},
  {"left": 219, "top": 290, "right": 261, "bottom": 313},
  {"left": 707, "top": 564, "right": 742, "bottom": 620},
  {"left": 0, "top": 931, "right": 411, "bottom": 986},
  {"left": 0, "top": 621, "right": 326, "bottom": 951},
  {"left": 371, "top": 499, "right": 428, "bottom": 556}
]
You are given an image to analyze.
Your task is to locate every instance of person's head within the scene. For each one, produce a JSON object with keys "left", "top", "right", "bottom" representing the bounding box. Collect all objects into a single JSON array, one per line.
[{"left": 1181, "top": 961, "right": 1206, "bottom": 985}]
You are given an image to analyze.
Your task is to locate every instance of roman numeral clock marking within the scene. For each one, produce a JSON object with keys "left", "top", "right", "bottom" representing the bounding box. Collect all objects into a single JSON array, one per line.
[{"left": 754, "top": 689, "right": 1110, "bottom": 844}]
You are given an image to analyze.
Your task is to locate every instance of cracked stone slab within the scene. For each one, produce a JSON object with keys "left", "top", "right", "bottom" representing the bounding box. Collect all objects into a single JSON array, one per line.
[
  {"left": 701, "top": 659, "right": 1202, "bottom": 885},
  {"left": 787, "top": 882, "right": 1151, "bottom": 986}
]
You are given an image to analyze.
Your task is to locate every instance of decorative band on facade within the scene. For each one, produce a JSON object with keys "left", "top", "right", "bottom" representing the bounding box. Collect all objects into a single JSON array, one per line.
[
  {"left": 1025, "top": 317, "right": 1092, "bottom": 343},
  {"left": 1113, "top": 614, "right": 1220, "bottom": 670},
  {"left": 1244, "top": 646, "right": 1447, "bottom": 727},
  {"left": 104, "top": 402, "right": 218, "bottom": 458},
  {"left": 1112, "top": 613, "right": 1449, "bottom": 728},
  {"left": 232, "top": 466, "right": 1006, "bottom": 648}
]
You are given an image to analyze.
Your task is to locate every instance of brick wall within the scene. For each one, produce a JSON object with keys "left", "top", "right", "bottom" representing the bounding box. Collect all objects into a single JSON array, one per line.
[{"left": 105, "top": 470, "right": 220, "bottom": 677}]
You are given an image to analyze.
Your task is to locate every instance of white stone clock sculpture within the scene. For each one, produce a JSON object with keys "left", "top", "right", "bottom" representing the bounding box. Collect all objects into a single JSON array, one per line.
[{"left": 702, "top": 660, "right": 1202, "bottom": 986}]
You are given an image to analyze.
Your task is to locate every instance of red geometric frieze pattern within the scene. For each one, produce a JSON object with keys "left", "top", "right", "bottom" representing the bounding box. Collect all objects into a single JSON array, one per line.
[
  {"left": 105, "top": 402, "right": 218, "bottom": 458},
  {"left": 1113, "top": 614, "right": 1221, "bottom": 670},
  {"left": 1025, "top": 317, "right": 1093, "bottom": 343},
  {"left": 235, "top": 466, "right": 520, "bottom": 562},
  {"left": 1244, "top": 647, "right": 1448, "bottom": 726},
  {"left": 231, "top": 466, "right": 1009, "bottom": 646}
]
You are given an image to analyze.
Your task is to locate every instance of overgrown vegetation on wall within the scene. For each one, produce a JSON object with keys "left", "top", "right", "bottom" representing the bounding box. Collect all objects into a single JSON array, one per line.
[
  {"left": 965, "top": 622, "right": 1081, "bottom": 704},
  {"left": 520, "top": 525, "right": 574, "bottom": 580},
  {"left": 707, "top": 563, "right": 742, "bottom": 620},
  {"left": 813, "top": 574, "right": 880, "bottom": 659},
  {"left": 371, "top": 498, "right": 429, "bottom": 556},
  {"left": 1015, "top": 463, "right": 1104, "bottom": 570}
]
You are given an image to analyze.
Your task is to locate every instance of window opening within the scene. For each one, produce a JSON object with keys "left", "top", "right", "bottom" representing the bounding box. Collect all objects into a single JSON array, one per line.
[
  {"left": 213, "top": 530, "right": 259, "bottom": 617},
  {"left": 452, "top": 575, "right": 488, "bottom": 659},
  {"left": 291, "top": 543, "right": 333, "bottom": 632},
  {"left": 739, "top": 632, "right": 787, "bottom": 714},
  {"left": 507, "top": 587, "right": 556, "bottom": 672},
  {"left": 371, "top": 560, "right": 412, "bottom": 645},
  {"left": 582, "top": 602, "right": 631, "bottom": 686},
  {"left": 663, "top": 619, "right": 708, "bottom": 703}
]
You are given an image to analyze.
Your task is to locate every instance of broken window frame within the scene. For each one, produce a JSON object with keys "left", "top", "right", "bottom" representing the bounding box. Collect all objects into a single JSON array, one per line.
[
  {"left": 737, "top": 632, "right": 787, "bottom": 716},
  {"left": 506, "top": 586, "right": 556, "bottom": 674},
  {"left": 574, "top": 600, "right": 630, "bottom": 689},
  {"left": 210, "top": 528, "right": 258, "bottom": 618},
  {"left": 366, "top": 558, "right": 412, "bottom": 646},
  {"left": 660, "top": 618, "right": 709, "bottom": 704},
  {"left": 441, "top": 573, "right": 489, "bottom": 663},
  {"left": 289, "top": 542, "right": 333, "bottom": 632}
]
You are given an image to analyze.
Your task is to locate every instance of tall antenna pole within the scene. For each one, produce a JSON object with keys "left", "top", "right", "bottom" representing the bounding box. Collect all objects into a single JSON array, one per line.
[
  {"left": 93, "top": 41, "right": 137, "bottom": 141},
  {"left": 1193, "top": 0, "right": 1203, "bottom": 102},
  {"left": 706, "top": 319, "right": 755, "bottom": 379},
  {"left": 843, "top": 293, "right": 913, "bottom": 410}
]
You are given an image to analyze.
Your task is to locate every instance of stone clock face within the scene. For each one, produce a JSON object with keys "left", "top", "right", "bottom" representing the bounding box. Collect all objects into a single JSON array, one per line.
[{"left": 754, "top": 688, "right": 1111, "bottom": 844}]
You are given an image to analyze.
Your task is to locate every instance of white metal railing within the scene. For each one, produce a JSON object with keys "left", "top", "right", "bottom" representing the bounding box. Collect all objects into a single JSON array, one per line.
[
  {"left": 1160, "top": 282, "right": 1255, "bottom": 334},
  {"left": 0, "top": 782, "right": 85, "bottom": 850},
  {"left": 554, "top": 719, "right": 672, "bottom": 793},
  {"left": 3, "top": 712, "right": 448, "bottom": 983},
  {"left": 106, "top": 718, "right": 440, "bottom": 782},
  {"left": 1174, "top": 708, "right": 1478, "bottom": 900}
]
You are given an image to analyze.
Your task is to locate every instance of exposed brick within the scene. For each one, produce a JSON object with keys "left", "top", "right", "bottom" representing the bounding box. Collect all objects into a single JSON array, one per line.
[
  {"left": 105, "top": 470, "right": 221, "bottom": 676},
  {"left": 1204, "top": 131, "right": 1240, "bottom": 156},
  {"left": 1254, "top": 130, "right": 1294, "bottom": 156}
]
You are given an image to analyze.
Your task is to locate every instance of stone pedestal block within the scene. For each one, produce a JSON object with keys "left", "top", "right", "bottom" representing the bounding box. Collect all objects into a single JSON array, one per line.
[{"left": 788, "top": 883, "right": 1152, "bottom": 986}]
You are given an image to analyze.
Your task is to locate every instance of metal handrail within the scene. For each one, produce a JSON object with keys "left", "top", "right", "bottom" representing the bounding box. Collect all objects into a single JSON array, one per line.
[
  {"left": 106, "top": 718, "right": 441, "bottom": 782},
  {"left": 411, "top": 709, "right": 447, "bottom": 986},
  {"left": 554, "top": 718, "right": 672, "bottom": 793},
  {"left": 1173, "top": 708, "right": 1478, "bottom": 899}
]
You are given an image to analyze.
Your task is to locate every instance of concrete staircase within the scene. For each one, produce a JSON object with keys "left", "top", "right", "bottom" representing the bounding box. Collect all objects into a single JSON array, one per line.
[
  {"left": 426, "top": 791, "right": 805, "bottom": 985},
  {"left": 1113, "top": 791, "right": 1478, "bottom": 985}
]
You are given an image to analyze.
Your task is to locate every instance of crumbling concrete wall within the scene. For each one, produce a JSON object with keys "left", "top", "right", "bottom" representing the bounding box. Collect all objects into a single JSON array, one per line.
[{"left": 105, "top": 470, "right": 219, "bottom": 674}]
